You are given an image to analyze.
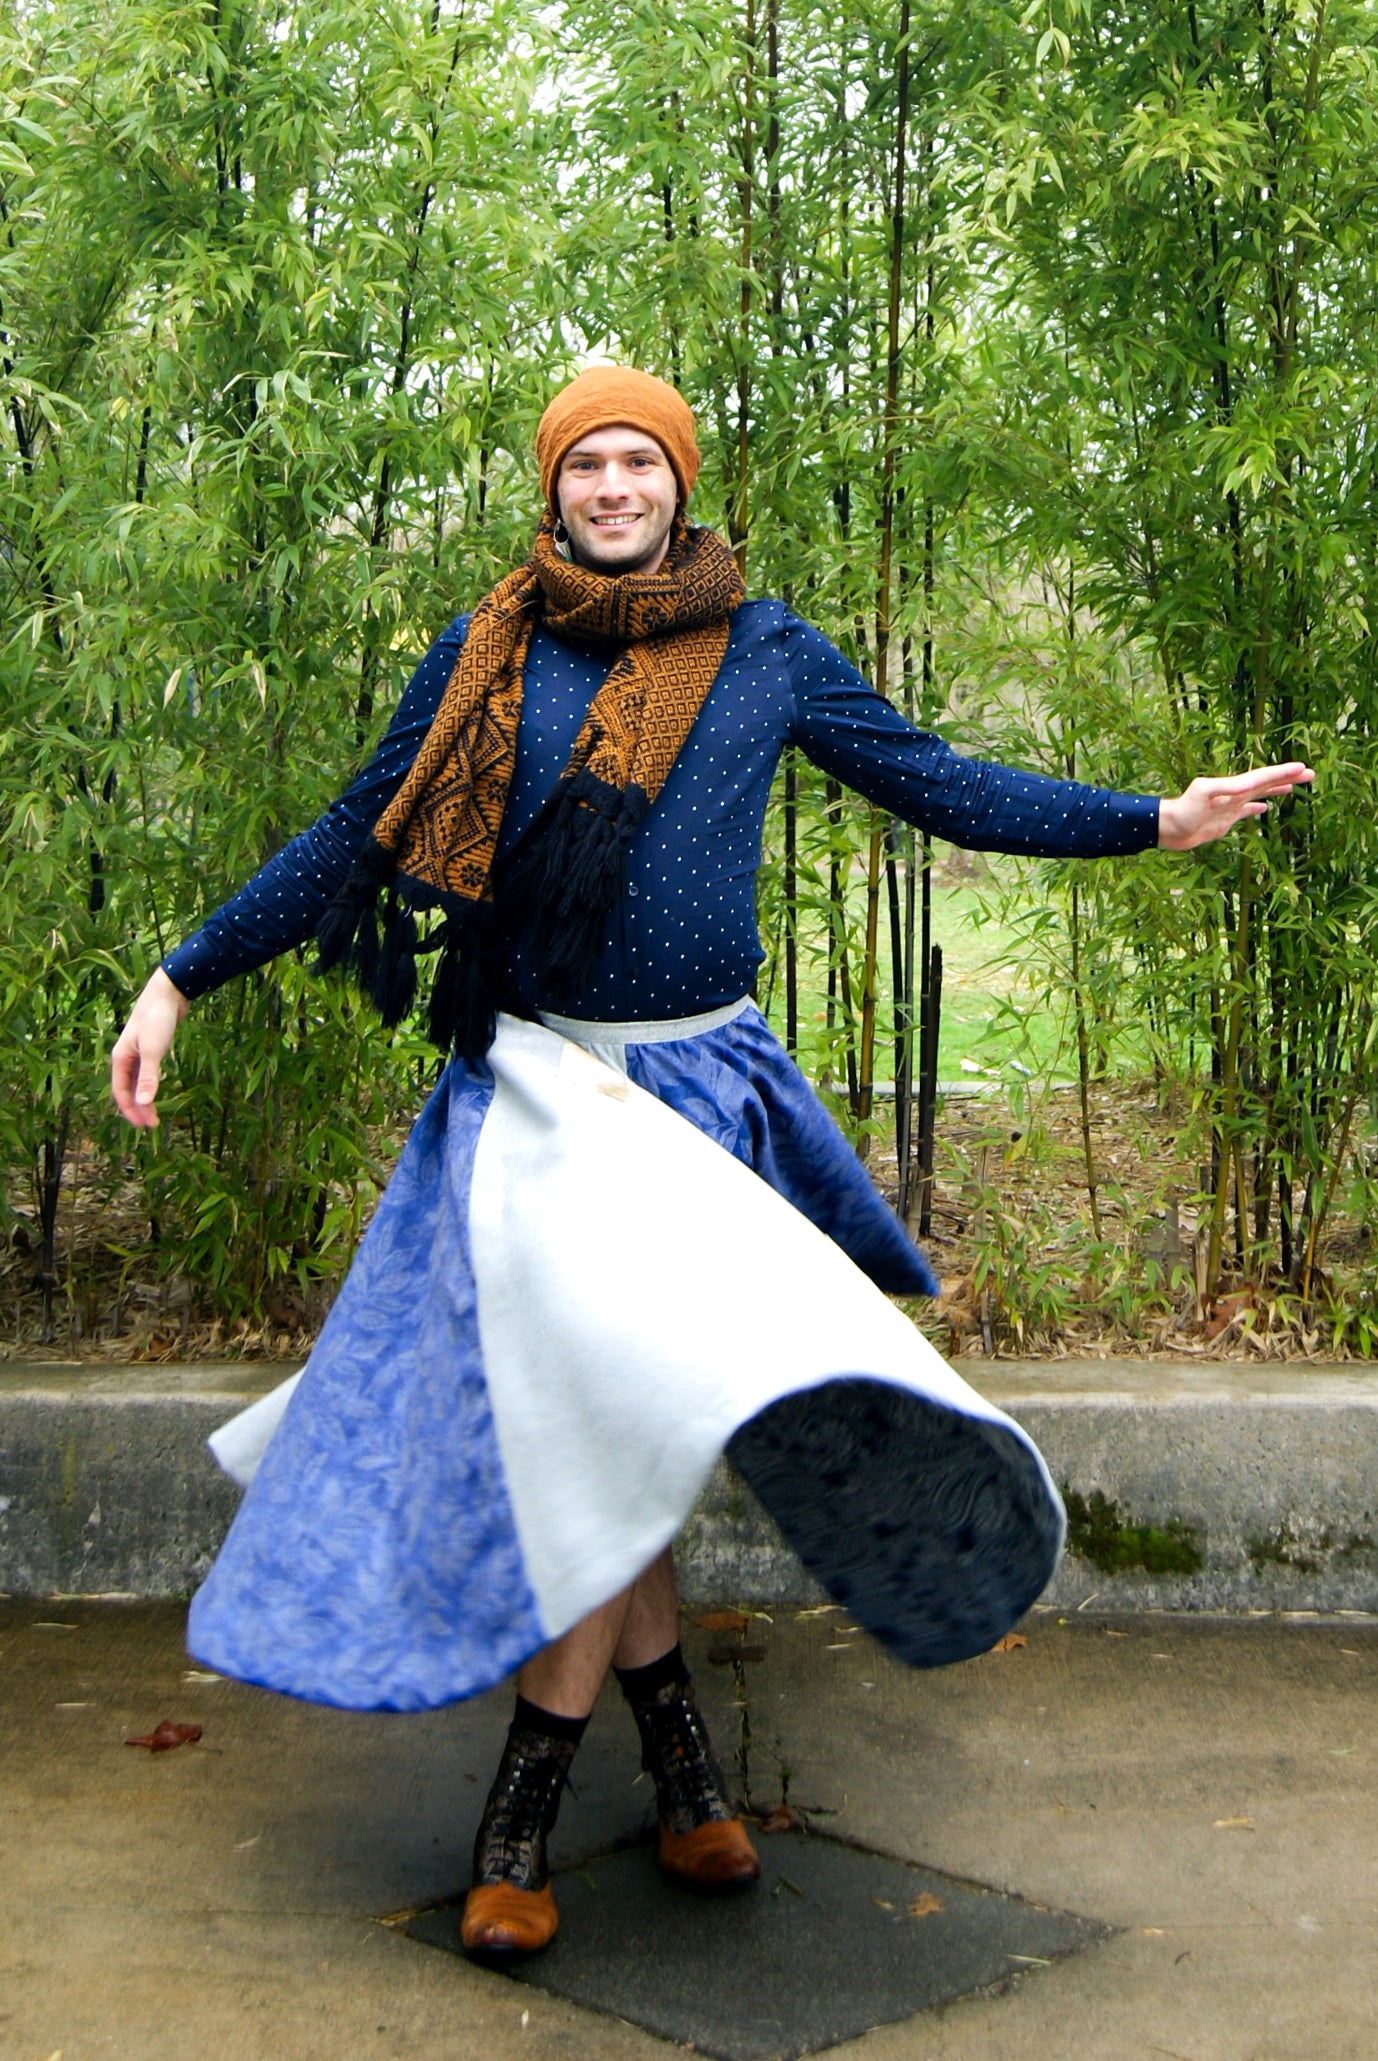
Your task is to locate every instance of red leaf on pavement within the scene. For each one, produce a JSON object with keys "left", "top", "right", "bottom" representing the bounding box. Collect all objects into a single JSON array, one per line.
[
  {"left": 757, "top": 1806, "right": 794, "bottom": 1834},
  {"left": 125, "top": 1720, "right": 203, "bottom": 1752},
  {"left": 693, "top": 1610, "right": 750, "bottom": 1633},
  {"left": 989, "top": 1633, "right": 1028, "bottom": 1653}
]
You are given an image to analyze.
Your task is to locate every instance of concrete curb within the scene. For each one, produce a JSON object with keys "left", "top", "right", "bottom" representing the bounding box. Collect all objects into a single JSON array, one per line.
[{"left": 2, "top": 1359, "right": 1376, "bottom": 1612}]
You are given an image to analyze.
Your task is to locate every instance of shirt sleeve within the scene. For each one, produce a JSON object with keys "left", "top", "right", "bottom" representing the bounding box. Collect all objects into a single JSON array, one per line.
[
  {"left": 161, "top": 617, "right": 468, "bottom": 1000},
  {"left": 783, "top": 614, "right": 1160, "bottom": 858}
]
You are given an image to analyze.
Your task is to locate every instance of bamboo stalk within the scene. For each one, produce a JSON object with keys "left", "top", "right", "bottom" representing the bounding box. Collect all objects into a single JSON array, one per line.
[
  {"left": 784, "top": 744, "right": 798, "bottom": 1055},
  {"left": 856, "top": 0, "right": 913, "bottom": 1134},
  {"left": 36, "top": 1102, "right": 70, "bottom": 1348},
  {"left": 910, "top": 941, "right": 942, "bottom": 1242},
  {"left": 1206, "top": 848, "right": 1253, "bottom": 1291},
  {"left": 354, "top": 6, "right": 468, "bottom": 744},
  {"left": 731, "top": 0, "right": 756, "bottom": 577},
  {"left": 825, "top": 776, "right": 859, "bottom": 1114},
  {"left": 1069, "top": 878, "right": 1103, "bottom": 1243}
]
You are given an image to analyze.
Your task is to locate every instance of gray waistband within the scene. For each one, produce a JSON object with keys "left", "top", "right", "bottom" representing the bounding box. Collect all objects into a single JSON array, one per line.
[{"left": 538, "top": 996, "right": 753, "bottom": 1050}]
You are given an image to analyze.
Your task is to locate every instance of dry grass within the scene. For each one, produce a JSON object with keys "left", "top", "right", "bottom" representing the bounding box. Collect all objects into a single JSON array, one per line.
[{"left": 4, "top": 1074, "right": 1373, "bottom": 1364}]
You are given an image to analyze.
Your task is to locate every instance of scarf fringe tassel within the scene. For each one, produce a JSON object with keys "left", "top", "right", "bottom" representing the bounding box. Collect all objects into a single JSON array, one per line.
[
  {"left": 314, "top": 775, "right": 640, "bottom": 1055},
  {"left": 315, "top": 845, "right": 490, "bottom": 1061},
  {"left": 427, "top": 930, "right": 497, "bottom": 1062},
  {"left": 506, "top": 771, "right": 648, "bottom": 1005}
]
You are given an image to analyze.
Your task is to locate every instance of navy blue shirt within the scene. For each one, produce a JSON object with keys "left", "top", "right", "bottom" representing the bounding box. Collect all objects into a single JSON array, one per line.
[{"left": 164, "top": 600, "right": 1159, "bottom": 1019}]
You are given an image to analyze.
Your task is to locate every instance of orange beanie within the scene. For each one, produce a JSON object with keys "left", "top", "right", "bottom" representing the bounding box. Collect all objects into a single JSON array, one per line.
[{"left": 536, "top": 366, "right": 700, "bottom": 511}]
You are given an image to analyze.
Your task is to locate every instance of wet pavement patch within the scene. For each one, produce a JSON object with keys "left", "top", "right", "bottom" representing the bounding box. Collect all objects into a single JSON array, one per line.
[{"left": 403, "top": 1831, "right": 1112, "bottom": 2059}]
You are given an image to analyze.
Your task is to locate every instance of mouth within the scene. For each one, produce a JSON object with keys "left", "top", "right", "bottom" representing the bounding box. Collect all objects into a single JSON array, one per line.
[{"left": 588, "top": 512, "right": 642, "bottom": 530}]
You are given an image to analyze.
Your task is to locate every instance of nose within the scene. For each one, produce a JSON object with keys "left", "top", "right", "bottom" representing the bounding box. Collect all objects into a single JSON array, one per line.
[{"left": 594, "top": 463, "right": 636, "bottom": 500}]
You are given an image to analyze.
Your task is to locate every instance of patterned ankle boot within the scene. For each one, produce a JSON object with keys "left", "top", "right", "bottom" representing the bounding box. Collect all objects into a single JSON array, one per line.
[
  {"left": 618, "top": 1652, "right": 761, "bottom": 1890},
  {"left": 461, "top": 1703, "right": 583, "bottom": 1955}
]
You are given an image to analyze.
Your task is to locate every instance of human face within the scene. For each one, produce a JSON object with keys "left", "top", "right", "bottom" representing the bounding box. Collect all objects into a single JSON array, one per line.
[{"left": 556, "top": 426, "right": 678, "bottom": 575}]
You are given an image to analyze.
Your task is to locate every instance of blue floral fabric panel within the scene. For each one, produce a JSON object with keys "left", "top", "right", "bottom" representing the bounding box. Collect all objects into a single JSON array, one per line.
[
  {"left": 187, "top": 1062, "right": 544, "bottom": 1713},
  {"left": 626, "top": 1005, "right": 938, "bottom": 1299}
]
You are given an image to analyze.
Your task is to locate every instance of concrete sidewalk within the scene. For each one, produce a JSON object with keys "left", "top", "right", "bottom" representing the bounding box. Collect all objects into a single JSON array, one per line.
[{"left": 2, "top": 1600, "right": 1374, "bottom": 2060}]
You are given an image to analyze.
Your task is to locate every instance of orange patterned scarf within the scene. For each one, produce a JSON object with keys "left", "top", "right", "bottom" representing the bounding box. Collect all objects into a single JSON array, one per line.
[{"left": 317, "top": 515, "right": 744, "bottom": 1055}]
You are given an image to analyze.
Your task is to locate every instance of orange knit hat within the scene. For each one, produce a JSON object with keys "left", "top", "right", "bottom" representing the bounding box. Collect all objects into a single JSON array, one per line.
[{"left": 536, "top": 366, "right": 700, "bottom": 511}]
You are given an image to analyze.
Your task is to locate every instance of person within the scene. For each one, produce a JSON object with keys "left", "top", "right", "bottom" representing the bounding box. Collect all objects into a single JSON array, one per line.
[{"left": 111, "top": 366, "right": 1312, "bottom": 1959}]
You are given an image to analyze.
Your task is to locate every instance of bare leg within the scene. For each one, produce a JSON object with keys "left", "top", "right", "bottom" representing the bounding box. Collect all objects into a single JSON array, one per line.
[
  {"left": 612, "top": 1547, "right": 679, "bottom": 1671},
  {"left": 517, "top": 1547, "right": 679, "bottom": 1718}
]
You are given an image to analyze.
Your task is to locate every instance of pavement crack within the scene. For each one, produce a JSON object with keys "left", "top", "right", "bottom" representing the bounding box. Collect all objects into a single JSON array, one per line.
[{"left": 731, "top": 1649, "right": 754, "bottom": 1811}]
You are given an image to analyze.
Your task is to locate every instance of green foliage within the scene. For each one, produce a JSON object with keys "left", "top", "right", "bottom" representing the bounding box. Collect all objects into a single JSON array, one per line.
[
  {"left": 967, "top": 0, "right": 1378, "bottom": 1293},
  {"left": 3, "top": 0, "right": 1377, "bottom": 1337},
  {"left": 1, "top": 0, "right": 560, "bottom": 1327}
]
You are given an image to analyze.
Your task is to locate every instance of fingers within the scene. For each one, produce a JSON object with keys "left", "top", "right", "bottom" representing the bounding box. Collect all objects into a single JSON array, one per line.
[
  {"left": 133, "top": 1051, "right": 162, "bottom": 1126},
  {"left": 1159, "top": 765, "right": 1314, "bottom": 849},
  {"left": 109, "top": 973, "right": 188, "bottom": 1129},
  {"left": 1200, "top": 763, "right": 1314, "bottom": 800},
  {"left": 111, "top": 1035, "right": 160, "bottom": 1128}
]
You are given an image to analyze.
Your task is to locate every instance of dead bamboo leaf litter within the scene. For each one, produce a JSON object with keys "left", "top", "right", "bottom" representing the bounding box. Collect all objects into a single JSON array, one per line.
[{"left": 125, "top": 1720, "right": 202, "bottom": 1752}]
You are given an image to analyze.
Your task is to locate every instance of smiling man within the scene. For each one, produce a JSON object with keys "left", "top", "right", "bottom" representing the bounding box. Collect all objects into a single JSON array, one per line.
[
  {"left": 556, "top": 425, "right": 679, "bottom": 572},
  {"left": 111, "top": 365, "right": 1311, "bottom": 1964}
]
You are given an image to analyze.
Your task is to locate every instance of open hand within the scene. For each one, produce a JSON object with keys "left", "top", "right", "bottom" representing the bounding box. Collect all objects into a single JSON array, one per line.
[
  {"left": 111, "top": 969, "right": 190, "bottom": 1128},
  {"left": 1157, "top": 763, "right": 1314, "bottom": 851}
]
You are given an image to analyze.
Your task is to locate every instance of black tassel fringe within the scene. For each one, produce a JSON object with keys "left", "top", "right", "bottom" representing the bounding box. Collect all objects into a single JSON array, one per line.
[
  {"left": 373, "top": 896, "right": 418, "bottom": 1026},
  {"left": 506, "top": 772, "right": 647, "bottom": 1007},
  {"left": 316, "top": 849, "right": 496, "bottom": 1060},
  {"left": 315, "top": 842, "right": 390, "bottom": 976},
  {"left": 425, "top": 924, "right": 497, "bottom": 1062},
  {"left": 315, "top": 775, "right": 643, "bottom": 1053}
]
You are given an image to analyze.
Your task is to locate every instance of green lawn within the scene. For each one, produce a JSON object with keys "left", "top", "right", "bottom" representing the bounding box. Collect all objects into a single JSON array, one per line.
[{"left": 765, "top": 857, "right": 1077, "bottom": 1091}]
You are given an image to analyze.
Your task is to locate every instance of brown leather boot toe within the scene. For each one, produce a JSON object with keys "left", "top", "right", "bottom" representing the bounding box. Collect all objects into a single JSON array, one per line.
[
  {"left": 658, "top": 1816, "right": 761, "bottom": 1889},
  {"left": 461, "top": 1880, "right": 559, "bottom": 1956}
]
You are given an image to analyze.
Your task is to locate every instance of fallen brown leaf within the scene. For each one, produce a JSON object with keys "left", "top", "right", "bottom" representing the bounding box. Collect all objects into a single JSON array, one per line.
[
  {"left": 990, "top": 1632, "right": 1027, "bottom": 1653},
  {"left": 708, "top": 1641, "right": 767, "bottom": 1665},
  {"left": 693, "top": 1610, "right": 750, "bottom": 1633},
  {"left": 125, "top": 1720, "right": 202, "bottom": 1753},
  {"left": 908, "top": 1892, "right": 943, "bottom": 1918},
  {"left": 757, "top": 1805, "right": 794, "bottom": 1834}
]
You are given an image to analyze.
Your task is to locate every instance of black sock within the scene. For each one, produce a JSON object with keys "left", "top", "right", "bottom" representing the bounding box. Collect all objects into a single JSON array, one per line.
[
  {"left": 512, "top": 1694, "right": 590, "bottom": 1746},
  {"left": 614, "top": 1642, "right": 687, "bottom": 1704}
]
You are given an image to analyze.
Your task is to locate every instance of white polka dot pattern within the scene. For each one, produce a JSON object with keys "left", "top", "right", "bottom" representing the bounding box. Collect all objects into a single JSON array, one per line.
[{"left": 164, "top": 603, "right": 1160, "bottom": 1018}]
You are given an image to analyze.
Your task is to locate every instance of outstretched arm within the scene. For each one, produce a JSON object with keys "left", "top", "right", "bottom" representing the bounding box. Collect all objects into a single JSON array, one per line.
[
  {"left": 1157, "top": 764, "right": 1314, "bottom": 849},
  {"left": 785, "top": 615, "right": 1314, "bottom": 858},
  {"left": 111, "top": 968, "right": 190, "bottom": 1129}
]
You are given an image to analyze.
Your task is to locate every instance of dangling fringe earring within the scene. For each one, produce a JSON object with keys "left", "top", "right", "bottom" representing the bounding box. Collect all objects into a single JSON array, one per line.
[{"left": 552, "top": 515, "right": 572, "bottom": 561}]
